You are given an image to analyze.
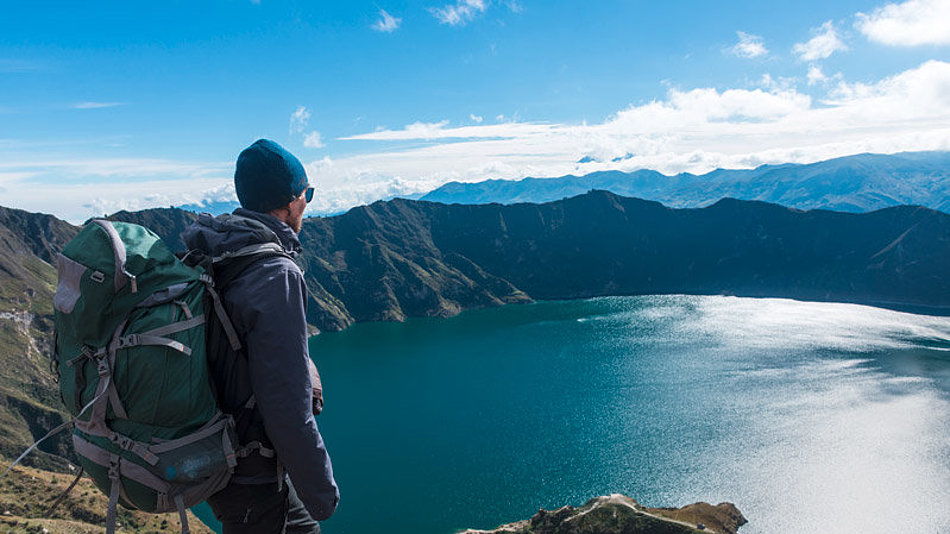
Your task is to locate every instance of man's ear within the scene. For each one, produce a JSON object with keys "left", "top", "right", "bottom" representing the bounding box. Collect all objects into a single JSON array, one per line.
[{"left": 268, "top": 204, "right": 292, "bottom": 222}]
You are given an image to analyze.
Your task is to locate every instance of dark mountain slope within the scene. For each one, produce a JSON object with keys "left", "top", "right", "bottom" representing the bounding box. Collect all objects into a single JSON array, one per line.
[
  {"left": 0, "top": 207, "right": 78, "bottom": 468},
  {"left": 115, "top": 192, "right": 950, "bottom": 331},
  {"left": 417, "top": 192, "right": 949, "bottom": 310}
]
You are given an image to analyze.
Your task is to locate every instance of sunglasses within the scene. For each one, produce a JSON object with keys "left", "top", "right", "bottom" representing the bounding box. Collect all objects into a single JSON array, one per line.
[{"left": 303, "top": 186, "right": 314, "bottom": 203}]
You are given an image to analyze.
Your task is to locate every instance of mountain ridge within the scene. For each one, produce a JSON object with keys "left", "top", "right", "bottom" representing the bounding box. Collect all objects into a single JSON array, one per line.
[{"left": 420, "top": 151, "right": 950, "bottom": 214}]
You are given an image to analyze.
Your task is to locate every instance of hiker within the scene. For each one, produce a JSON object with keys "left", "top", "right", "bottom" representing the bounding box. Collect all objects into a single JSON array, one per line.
[{"left": 182, "top": 139, "right": 339, "bottom": 533}]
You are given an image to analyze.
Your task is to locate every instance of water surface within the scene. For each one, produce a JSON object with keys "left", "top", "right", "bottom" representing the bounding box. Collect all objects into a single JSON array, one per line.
[{"left": 211, "top": 295, "right": 950, "bottom": 533}]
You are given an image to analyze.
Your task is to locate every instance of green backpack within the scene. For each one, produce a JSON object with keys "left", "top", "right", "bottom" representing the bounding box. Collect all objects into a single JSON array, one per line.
[{"left": 44, "top": 218, "right": 286, "bottom": 533}]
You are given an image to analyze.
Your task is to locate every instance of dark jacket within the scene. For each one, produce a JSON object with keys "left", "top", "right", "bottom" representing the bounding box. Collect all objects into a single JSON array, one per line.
[{"left": 181, "top": 208, "right": 339, "bottom": 521}]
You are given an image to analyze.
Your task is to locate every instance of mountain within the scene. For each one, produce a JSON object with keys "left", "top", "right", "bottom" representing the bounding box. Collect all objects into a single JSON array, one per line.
[
  {"left": 0, "top": 207, "right": 78, "bottom": 468},
  {"left": 176, "top": 199, "right": 241, "bottom": 217},
  {"left": 420, "top": 151, "right": 950, "bottom": 214},
  {"left": 461, "top": 494, "right": 747, "bottom": 534},
  {"left": 114, "top": 192, "right": 950, "bottom": 334}
]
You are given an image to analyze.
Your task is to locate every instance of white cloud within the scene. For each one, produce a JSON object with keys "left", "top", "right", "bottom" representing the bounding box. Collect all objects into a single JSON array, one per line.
[
  {"left": 793, "top": 21, "right": 848, "bottom": 60},
  {"left": 304, "top": 131, "right": 325, "bottom": 149},
  {"left": 0, "top": 156, "right": 231, "bottom": 222},
  {"left": 505, "top": 1, "right": 524, "bottom": 13},
  {"left": 74, "top": 102, "right": 124, "bottom": 109},
  {"left": 372, "top": 9, "right": 401, "bottom": 33},
  {"left": 856, "top": 0, "right": 950, "bottom": 46},
  {"left": 290, "top": 106, "right": 311, "bottom": 135},
  {"left": 352, "top": 120, "right": 456, "bottom": 140},
  {"left": 470, "top": 114, "right": 483, "bottom": 123},
  {"left": 327, "top": 60, "right": 950, "bottom": 194},
  {"left": 807, "top": 65, "right": 828, "bottom": 85},
  {"left": 731, "top": 31, "right": 769, "bottom": 58},
  {"left": 825, "top": 60, "right": 950, "bottom": 113},
  {"left": 429, "top": 0, "right": 487, "bottom": 26},
  {"left": 8, "top": 62, "right": 950, "bottom": 223}
]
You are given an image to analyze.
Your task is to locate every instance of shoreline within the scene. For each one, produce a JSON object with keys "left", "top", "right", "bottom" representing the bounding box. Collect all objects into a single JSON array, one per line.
[{"left": 310, "top": 291, "right": 950, "bottom": 336}]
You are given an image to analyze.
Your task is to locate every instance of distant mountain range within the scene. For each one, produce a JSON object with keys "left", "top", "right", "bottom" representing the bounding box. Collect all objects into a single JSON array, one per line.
[
  {"left": 177, "top": 199, "right": 241, "bottom": 215},
  {"left": 421, "top": 151, "right": 950, "bottom": 214}
]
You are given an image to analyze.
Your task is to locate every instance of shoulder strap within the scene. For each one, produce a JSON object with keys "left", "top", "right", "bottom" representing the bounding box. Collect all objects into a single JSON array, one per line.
[{"left": 212, "top": 243, "right": 293, "bottom": 291}]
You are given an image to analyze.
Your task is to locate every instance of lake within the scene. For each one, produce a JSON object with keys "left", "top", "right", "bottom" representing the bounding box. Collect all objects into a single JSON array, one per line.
[{"left": 201, "top": 295, "right": 950, "bottom": 533}]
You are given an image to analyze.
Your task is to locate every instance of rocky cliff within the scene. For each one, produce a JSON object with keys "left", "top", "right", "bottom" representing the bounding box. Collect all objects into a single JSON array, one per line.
[{"left": 461, "top": 494, "right": 746, "bottom": 534}]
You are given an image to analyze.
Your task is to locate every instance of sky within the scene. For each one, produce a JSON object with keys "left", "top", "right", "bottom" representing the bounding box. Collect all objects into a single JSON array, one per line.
[{"left": 1, "top": 0, "right": 949, "bottom": 222}]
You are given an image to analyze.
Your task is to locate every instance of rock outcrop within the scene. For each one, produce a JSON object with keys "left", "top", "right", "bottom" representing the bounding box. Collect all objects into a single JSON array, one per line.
[{"left": 461, "top": 494, "right": 746, "bottom": 534}]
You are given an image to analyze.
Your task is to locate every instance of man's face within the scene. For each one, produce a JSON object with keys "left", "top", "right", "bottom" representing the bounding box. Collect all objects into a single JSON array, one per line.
[{"left": 287, "top": 188, "right": 308, "bottom": 233}]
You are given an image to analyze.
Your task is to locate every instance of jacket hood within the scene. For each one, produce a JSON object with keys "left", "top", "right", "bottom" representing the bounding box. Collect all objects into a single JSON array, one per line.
[{"left": 181, "top": 208, "right": 302, "bottom": 259}]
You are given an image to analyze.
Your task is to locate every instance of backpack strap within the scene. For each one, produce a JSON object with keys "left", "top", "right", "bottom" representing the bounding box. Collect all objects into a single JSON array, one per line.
[
  {"left": 90, "top": 219, "right": 138, "bottom": 294},
  {"left": 200, "top": 245, "right": 291, "bottom": 463},
  {"left": 44, "top": 466, "right": 85, "bottom": 516},
  {"left": 212, "top": 243, "right": 292, "bottom": 288}
]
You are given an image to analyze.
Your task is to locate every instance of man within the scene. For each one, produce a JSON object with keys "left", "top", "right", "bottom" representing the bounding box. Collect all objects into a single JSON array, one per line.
[{"left": 182, "top": 139, "right": 339, "bottom": 533}]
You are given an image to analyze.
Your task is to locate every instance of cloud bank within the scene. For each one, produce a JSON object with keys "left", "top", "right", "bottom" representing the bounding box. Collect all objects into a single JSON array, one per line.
[
  {"left": 856, "top": 0, "right": 950, "bottom": 46},
  {"left": 320, "top": 60, "right": 950, "bottom": 195},
  {"left": 4, "top": 60, "right": 950, "bottom": 223}
]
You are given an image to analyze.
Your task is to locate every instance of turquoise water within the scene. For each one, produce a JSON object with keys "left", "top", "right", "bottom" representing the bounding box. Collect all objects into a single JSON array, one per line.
[{"left": 201, "top": 295, "right": 950, "bottom": 533}]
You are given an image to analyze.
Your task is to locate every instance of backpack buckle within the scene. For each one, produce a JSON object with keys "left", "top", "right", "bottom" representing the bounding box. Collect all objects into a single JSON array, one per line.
[
  {"left": 96, "top": 358, "right": 111, "bottom": 377},
  {"left": 117, "top": 334, "right": 138, "bottom": 349}
]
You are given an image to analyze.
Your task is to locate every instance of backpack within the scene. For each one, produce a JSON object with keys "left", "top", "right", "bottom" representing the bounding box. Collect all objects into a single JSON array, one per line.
[{"left": 32, "top": 218, "right": 288, "bottom": 533}]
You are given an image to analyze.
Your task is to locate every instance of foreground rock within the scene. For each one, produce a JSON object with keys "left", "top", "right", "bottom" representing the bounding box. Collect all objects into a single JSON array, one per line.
[{"left": 461, "top": 494, "right": 746, "bottom": 534}]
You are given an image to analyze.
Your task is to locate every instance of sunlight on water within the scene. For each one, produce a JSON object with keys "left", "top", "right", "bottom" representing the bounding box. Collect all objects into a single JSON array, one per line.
[
  {"left": 593, "top": 296, "right": 950, "bottom": 534},
  {"left": 310, "top": 296, "right": 950, "bottom": 534}
]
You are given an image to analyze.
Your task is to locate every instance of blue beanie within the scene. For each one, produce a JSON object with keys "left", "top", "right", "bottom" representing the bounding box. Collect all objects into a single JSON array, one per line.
[{"left": 234, "top": 139, "right": 309, "bottom": 213}]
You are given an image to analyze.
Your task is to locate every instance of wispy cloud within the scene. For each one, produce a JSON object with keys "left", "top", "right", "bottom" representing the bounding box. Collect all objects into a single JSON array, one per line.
[
  {"left": 807, "top": 64, "right": 828, "bottom": 85},
  {"left": 290, "top": 105, "right": 311, "bottom": 135},
  {"left": 74, "top": 102, "right": 124, "bottom": 109},
  {"left": 304, "top": 131, "right": 325, "bottom": 149},
  {"left": 429, "top": 0, "right": 488, "bottom": 26},
  {"left": 856, "top": 0, "right": 950, "bottom": 46},
  {"left": 505, "top": 1, "right": 524, "bottom": 13},
  {"left": 470, "top": 114, "right": 483, "bottom": 123},
  {"left": 372, "top": 9, "right": 402, "bottom": 32},
  {"left": 731, "top": 31, "right": 769, "bottom": 59},
  {"left": 793, "top": 21, "right": 848, "bottom": 60}
]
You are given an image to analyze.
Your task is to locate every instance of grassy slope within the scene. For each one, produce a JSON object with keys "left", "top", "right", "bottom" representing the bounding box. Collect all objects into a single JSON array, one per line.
[
  {"left": 0, "top": 213, "right": 75, "bottom": 470},
  {"left": 0, "top": 464, "right": 211, "bottom": 534}
]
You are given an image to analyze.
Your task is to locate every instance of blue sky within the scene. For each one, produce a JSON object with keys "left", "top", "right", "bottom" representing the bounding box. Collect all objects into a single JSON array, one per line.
[{"left": 2, "top": 0, "right": 949, "bottom": 222}]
